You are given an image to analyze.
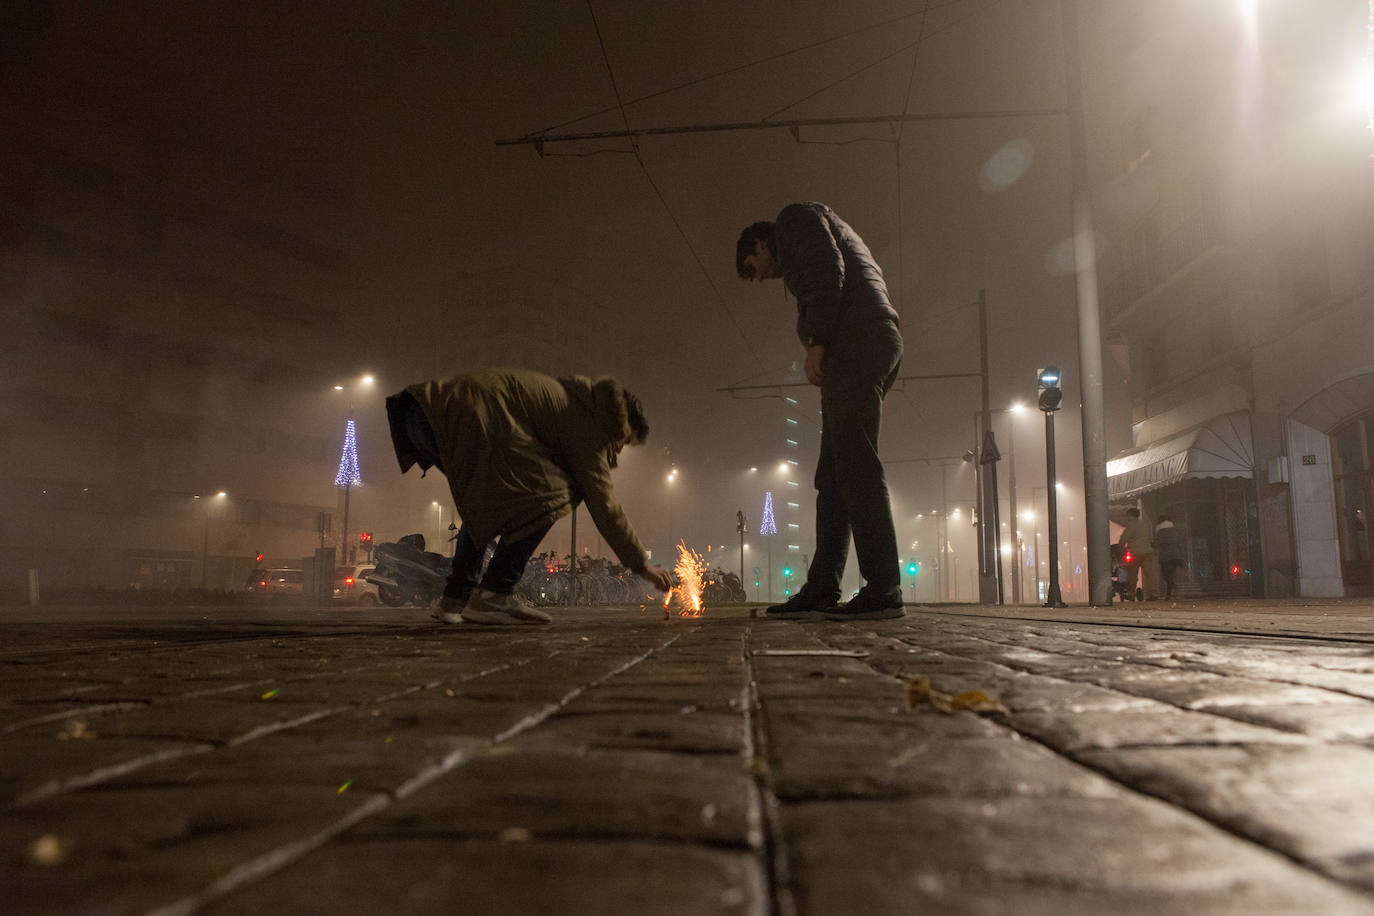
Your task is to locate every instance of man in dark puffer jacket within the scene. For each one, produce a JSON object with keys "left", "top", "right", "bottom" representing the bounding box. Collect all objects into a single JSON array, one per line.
[{"left": 737, "top": 202, "right": 905, "bottom": 621}]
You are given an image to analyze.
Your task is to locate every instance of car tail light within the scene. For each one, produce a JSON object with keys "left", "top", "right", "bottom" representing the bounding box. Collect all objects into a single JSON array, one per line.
[
  {"left": 345, "top": 577, "right": 354, "bottom": 585},
  {"left": 1123, "top": 551, "right": 1132, "bottom": 564}
]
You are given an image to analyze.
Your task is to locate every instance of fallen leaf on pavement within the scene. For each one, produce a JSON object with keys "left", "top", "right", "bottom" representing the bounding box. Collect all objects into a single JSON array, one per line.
[{"left": 906, "top": 676, "right": 1008, "bottom": 717}]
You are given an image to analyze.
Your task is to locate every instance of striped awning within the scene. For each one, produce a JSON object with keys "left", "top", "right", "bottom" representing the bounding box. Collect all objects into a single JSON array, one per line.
[{"left": 1107, "top": 411, "right": 1254, "bottom": 500}]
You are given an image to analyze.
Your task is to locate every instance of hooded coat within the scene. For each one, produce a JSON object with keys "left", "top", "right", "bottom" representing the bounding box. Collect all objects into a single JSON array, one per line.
[{"left": 385, "top": 369, "right": 649, "bottom": 572}]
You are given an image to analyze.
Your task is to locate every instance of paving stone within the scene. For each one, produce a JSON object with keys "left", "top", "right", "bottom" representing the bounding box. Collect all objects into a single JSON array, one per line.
[
  {"left": 1013, "top": 705, "right": 1310, "bottom": 752},
  {"left": 1, "top": 734, "right": 209, "bottom": 805},
  {"left": 0, "top": 784, "right": 386, "bottom": 915},
  {"left": 768, "top": 728, "right": 1117, "bottom": 801},
  {"left": 106, "top": 731, "right": 486, "bottom": 795},
  {"left": 356, "top": 748, "right": 754, "bottom": 846},
  {"left": 1076, "top": 666, "right": 1368, "bottom": 711},
  {"left": 515, "top": 709, "right": 744, "bottom": 755},
  {"left": 781, "top": 795, "right": 1374, "bottom": 915},
  {"left": 1208, "top": 702, "right": 1374, "bottom": 740},
  {"left": 1078, "top": 744, "right": 1374, "bottom": 890},
  {"left": 204, "top": 838, "right": 766, "bottom": 916}
]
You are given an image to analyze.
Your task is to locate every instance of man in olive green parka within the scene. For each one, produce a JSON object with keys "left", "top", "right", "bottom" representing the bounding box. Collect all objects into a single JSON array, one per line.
[{"left": 385, "top": 368, "right": 672, "bottom": 625}]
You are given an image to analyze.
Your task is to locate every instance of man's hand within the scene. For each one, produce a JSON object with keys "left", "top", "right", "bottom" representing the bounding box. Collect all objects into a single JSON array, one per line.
[
  {"left": 804, "top": 344, "right": 825, "bottom": 386},
  {"left": 638, "top": 564, "right": 673, "bottom": 592}
]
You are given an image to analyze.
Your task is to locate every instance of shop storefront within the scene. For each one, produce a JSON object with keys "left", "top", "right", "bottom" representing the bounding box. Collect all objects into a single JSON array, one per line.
[
  {"left": 1331, "top": 410, "right": 1374, "bottom": 595},
  {"left": 1108, "top": 411, "right": 1260, "bottom": 597}
]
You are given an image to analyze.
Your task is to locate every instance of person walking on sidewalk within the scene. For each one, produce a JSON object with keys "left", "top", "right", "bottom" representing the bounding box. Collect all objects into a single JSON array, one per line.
[
  {"left": 1154, "top": 516, "right": 1186, "bottom": 600},
  {"left": 1118, "top": 507, "right": 1159, "bottom": 601},
  {"left": 737, "top": 202, "right": 904, "bottom": 621},
  {"left": 384, "top": 369, "right": 672, "bottom": 625}
]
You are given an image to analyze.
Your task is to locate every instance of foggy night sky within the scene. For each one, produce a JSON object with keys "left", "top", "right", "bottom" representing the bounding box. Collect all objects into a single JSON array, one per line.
[{"left": 11, "top": 0, "right": 1133, "bottom": 569}]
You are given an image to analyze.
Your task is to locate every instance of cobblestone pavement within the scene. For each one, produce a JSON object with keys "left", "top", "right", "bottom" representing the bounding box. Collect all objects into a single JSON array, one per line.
[{"left": 2, "top": 601, "right": 1373, "bottom": 915}]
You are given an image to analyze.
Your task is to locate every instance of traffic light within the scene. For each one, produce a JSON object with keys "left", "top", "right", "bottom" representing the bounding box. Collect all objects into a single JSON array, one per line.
[
  {"left": 255, "top": 551, "right": 264, "bottom": 564},
  {"left": 906, "top": 560, "right": 919, "bottom": 575},
  {"left": 1037, "top": 365, "right": 1063, "bottom": 413},
  {"left": 781, "top": 566, "right": 793, "bottom": 578}
]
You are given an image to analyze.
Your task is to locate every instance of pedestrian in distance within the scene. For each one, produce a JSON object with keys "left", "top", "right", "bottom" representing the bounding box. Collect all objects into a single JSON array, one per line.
[
  {"left": 1117, "top": 507, "right": 1159, "bottom": 601},
  {"left": 1154, "top": 515, "right": 1186, "bottom": 600},
  {"left": 737, "top": 202, "right": 905, "bottom": 621},
  {"left": 384, "top": 369, "right": 673, "bottom": 626}
]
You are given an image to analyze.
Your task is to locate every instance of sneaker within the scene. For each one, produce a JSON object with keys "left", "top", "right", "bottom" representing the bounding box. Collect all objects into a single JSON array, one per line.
[
  {"left": 429, "top": 594, "right": 467, "bottom": 625},
  {"left": 461, "top": 589, "right": 552, "bottom": 625},
  {"left": 825, "top": 588, "right": 905, "bottom": 621},
  {"left": 765, "top": 588, "right": 839, "bottom": 621}
]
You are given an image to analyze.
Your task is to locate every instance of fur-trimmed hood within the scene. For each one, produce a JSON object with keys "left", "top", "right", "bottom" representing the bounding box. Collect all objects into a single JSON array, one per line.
[{"left": 559, "top": 375, "right": 636, "bottom": 448}]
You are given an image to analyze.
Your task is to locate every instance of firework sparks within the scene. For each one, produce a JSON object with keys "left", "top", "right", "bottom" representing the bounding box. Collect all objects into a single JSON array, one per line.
[{"left": 663, "top": 541, "right": 708, "bottom": 617}]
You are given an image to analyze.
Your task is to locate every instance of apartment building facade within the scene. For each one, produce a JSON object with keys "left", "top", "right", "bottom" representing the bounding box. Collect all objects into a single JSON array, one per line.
[{"left": 1085, "top": 1, "right": 1374, "bottom": 596}]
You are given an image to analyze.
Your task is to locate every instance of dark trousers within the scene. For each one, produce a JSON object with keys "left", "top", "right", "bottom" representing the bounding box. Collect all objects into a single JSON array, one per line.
[
  {"left": 1160, "top": 559, "right": 1183, "bottom": 598},
  {"left": 806, "top": 321, "right": 903, "bottom": 598},
  {"left": 445, "top": 522, "right": 553, "bottom": 599}
]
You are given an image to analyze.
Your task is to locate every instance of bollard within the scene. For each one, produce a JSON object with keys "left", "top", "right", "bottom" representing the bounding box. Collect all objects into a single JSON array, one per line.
[{"left": 28, "top": 568, "right": 40, "bottom": 606}]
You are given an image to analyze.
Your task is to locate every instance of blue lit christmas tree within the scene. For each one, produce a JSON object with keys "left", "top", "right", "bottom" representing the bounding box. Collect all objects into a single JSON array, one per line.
[
  {"left": 760, "top": 491, "right": 777, "bottom": 536},
  {"left": 334, "top": 420, "right": 361, "bottom": 488}
]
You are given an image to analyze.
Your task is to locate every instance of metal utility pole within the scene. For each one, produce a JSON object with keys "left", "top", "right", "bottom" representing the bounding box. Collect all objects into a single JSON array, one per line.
[
  {"left": 1062, "top": 0, "right": 1112, "bottom": 605},
  {"left": 1006, "top": 419, "right": 1020, "bottom": 604},
  {"left": 977, "top": 290, "right": 998, "bottom": 606},
  {"left": 569, "top": 505, "right": 578, "bottom": 606}
]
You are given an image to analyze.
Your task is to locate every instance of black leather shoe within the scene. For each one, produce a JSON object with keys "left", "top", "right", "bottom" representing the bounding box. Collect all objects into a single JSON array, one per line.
[
  {"left": 765, "top": 588, "right": 839, "bottom": 621},
  {"left": 825, "top": 588, "right": 904, "bottom": 621}
]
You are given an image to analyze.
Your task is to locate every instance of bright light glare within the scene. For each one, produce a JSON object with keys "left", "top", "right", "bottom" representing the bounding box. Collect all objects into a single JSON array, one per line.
[
  {"left": 361, "top": 375, "right": 375, "bottom": 386},
  {"left": 216, "top": 491, "right": 227, "bottom": 498},
  {"left": 777, "top": 462, "right": 789, "bottom": 473},
  {"left": 1008, "top": 403, "right": 1025, "bottom": 413},
  {"left": 333, "top": 385, "right": 344, "bottom": 391},
  {"left": 951, "top": 509, "right": 962, "bottom": 518}
]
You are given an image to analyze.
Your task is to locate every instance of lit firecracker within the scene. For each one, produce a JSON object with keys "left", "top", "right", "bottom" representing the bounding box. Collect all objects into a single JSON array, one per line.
[{"left": 662, "top": 541, "right": 708, "bottom": 618}]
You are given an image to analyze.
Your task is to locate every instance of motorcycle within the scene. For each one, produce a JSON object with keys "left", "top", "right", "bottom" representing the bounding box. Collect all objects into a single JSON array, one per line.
[{"left": 366, "top": 533, "right": 450, "bottom": 608}]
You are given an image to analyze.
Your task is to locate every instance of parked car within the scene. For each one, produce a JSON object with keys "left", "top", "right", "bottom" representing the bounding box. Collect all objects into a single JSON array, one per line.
[
  {"left": 245, "top": 568, "right": 304, "bottom": 594},
  {"left": 333, "top": 564, "right": 380, "bottom": 606}
]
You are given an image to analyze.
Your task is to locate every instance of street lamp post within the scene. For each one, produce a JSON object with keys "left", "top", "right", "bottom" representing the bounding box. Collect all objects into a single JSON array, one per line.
[
  {"left": 1038, "top": 367, "right": 1067, "bottom": 607},
  {"left": 199, "top": 492, "right": 227, "bottom": 589}
]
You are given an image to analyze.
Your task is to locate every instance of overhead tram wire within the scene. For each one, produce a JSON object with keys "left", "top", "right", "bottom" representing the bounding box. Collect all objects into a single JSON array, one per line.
[
  {"left": 892, "top": 1, "right": 932, "bottom": 332},
  {"left": 584, "top": 0, "right": 755, "bottom": 357},
  {"left": 533, "top": 0, "right": 973, "bottom": 138}
]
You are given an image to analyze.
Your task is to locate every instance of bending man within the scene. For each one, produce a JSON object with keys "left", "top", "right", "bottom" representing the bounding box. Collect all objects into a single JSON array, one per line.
[{"left": 385, "top": 369, "right": 672, "bottom": 625}]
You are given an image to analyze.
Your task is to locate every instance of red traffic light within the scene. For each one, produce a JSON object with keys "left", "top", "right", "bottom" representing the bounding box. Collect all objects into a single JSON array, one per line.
[
  {"left": 255, "top": 551, "right": 264, "bottom": 563},
  {"left": 359, "top": 532, "right": 373, "bottom": 543}
]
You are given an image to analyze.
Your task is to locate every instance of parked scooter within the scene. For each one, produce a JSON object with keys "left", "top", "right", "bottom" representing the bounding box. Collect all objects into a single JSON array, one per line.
[
  {"left": 1110, "top": 542, "right": 1144, "bottom": 602},
  {"left": 366, "top": 533, "right": 449, "bottom": 608}
]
